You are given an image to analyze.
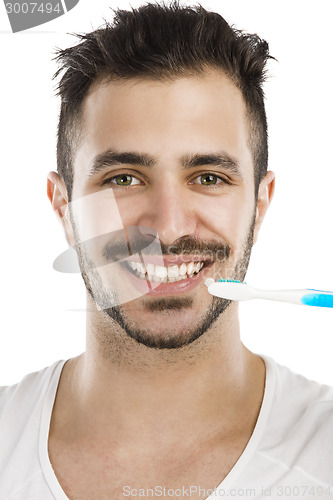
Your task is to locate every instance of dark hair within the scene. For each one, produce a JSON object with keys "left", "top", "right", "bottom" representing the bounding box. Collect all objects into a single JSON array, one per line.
[{"left": 54, "top": 1, "right": 273, "bottom": 200}]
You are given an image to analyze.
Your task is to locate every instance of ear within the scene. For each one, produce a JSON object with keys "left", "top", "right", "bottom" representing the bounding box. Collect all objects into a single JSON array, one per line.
[
  {"left": 47, "top": 172, "right": 75, "bottom": 247},
  {"left": 253, "top": 170, "right": 275, "bottom": 244}
]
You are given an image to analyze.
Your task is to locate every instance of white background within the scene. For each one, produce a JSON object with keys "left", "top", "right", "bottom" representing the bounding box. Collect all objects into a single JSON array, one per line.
[{"left": 0, "top": 0, "right": 332, "bottom": 386}]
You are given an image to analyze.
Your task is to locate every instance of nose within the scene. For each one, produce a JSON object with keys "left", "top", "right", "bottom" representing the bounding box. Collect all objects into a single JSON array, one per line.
[{"left": 137, "top": 181, "right": 197, "bottom": 246}]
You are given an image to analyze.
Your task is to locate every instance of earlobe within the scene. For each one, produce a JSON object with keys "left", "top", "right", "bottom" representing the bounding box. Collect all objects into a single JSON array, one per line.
[
  {"left": 253, "top": 170, "right": 275, "bottom": 244},
  {"left": 47, "top": 172, "right": 75, "bottom": 247}
]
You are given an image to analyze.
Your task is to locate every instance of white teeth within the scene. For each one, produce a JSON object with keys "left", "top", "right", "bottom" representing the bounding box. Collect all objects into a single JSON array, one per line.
[
  {"left": 186, "top": 262, "right": 195, "bottom": 275},
  {"left": 146, "top": 263, "right": 155, "bottom": 276},
  {"left": 154, "top": 265, "right": 168, "bottom": 279},
  {"left": 151, "top": 275, "right": 163, "bottom": 283},
  {"left": 167, "top": 265, "right": 180, "bottom": 278},
  {"left": 179, "top": 263, "right": 187, "bottom": 275},
  {"left": 195, "top": 262, "right": 203, "bottom": 273},
  {"left": 130, "top": 261, "right": 137, "bottom": 271},
  {"left": 136, "top": 262, "right": 145, "bottom": 275},
  {"left": 127, "top": 260, "right": 207, "bottom": 282}
]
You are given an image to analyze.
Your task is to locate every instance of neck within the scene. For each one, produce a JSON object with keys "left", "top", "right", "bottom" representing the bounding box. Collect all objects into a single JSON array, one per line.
[{"left": 57, "top": 298, "right": 265, "bottom": 449}]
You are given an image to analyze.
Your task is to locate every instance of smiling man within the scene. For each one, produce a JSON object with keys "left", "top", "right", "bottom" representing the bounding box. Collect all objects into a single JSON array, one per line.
[
  {"left": 62, "top": 71, "right": 264, "bottom": 351},
  {"left": 1, "top": 2, "right": 333, "bottom": 499}
]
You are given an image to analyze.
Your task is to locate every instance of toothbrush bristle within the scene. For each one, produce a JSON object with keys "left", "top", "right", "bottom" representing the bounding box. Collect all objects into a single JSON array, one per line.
[{"left": 217, "top": 278, "right": 246, "bottom": 284}]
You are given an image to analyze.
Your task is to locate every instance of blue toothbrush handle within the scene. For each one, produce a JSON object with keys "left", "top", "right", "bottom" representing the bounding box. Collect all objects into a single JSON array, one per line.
[{"left": 301, "top": 290, "right": 333, "bottom": 308}]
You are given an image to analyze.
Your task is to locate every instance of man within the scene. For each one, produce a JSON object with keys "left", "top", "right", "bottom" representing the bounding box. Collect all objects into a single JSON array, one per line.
[{"left": 0, "top": 2, "right": 332, "bottom": 499}]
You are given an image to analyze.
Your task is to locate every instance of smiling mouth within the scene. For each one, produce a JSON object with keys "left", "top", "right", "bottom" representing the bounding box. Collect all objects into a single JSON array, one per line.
[{"left": 123, "top": 260, "right": 213, "bottom": 283}]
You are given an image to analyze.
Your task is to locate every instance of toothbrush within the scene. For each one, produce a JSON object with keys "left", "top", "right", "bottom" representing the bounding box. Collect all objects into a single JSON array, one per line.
[{"left": 204, "top": 278, "right": 333, "bottom": 308}]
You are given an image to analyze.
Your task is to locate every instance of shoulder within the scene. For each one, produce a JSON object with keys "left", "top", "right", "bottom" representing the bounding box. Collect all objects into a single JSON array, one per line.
[
  {"left": 268, "top": 356, "right": 333, "bottom": 416},
  {"left": 0, "top": 360, "right": 65, "bottom": 422},
  {"left": 0, "top": 361, "right": 66, "bottom": 497},
  {"left": 264, "top": 355, "right": 333, "bottom": 431},
  {"left": 261, "top": 356, "right": 333, "bottom": 484}
]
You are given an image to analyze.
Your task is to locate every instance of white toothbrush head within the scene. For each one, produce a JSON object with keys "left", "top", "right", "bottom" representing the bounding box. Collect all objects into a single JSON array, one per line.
[{"left": 205, "top": 278, "right": 255, "bottom": 301}]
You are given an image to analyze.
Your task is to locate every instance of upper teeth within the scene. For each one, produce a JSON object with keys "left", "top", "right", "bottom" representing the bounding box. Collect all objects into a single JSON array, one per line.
[{"left": 127, "top": 261, "right": 205, "bottom": 282}]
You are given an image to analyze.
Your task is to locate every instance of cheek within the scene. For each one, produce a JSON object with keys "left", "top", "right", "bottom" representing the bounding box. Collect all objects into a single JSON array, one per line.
[
  {"left": 70, "top": 191, "right": 125, "bottom": 242},
  {"left": 195, "top": 193, "right": 254, "bottom": 247}
]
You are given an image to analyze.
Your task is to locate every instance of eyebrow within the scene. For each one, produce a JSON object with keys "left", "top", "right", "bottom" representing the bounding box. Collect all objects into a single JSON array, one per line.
[
  {"left": 180, "top": 153, "right": 242, "bottom": 177},
  {"left": 89, "top": 149, "right": 243, "bottom": 178}
]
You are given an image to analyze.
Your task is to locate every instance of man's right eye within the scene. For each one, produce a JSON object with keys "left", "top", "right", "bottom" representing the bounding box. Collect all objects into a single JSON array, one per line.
[{"left": 102, "top": 174, "right": 141, "bottom": 187}]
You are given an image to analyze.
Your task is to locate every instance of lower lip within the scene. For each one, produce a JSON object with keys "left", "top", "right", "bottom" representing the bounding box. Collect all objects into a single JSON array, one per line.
[{"left": 121, "top": 263, "right": 213, "bottom": 296}]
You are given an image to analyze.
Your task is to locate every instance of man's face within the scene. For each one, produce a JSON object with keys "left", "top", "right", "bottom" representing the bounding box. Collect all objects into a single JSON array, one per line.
[{"left": 69, "top": 70, "right": 259, "bottom": 349}]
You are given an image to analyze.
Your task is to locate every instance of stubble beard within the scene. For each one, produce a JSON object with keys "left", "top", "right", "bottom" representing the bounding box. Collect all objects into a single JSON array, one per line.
[{"left": 74, "top": 216, "right": 255, "bottom": 350}]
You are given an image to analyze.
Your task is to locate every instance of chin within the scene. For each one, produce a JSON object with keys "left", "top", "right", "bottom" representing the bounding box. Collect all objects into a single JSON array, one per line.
[{"left": 104, "top": 294, "right": 231, "bottom": 350}]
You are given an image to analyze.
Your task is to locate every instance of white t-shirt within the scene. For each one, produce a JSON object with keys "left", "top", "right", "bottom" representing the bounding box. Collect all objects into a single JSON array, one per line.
[{"left": 0, "top": 356, "right": 333, "bottom": 500}]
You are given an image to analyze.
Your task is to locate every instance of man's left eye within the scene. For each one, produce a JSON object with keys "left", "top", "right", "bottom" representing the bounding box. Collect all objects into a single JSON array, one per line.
[{"left": 192, "top": 174, "right": 227, "bottom": 186}]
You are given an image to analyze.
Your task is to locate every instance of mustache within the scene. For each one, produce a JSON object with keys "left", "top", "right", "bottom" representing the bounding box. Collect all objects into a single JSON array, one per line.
[
  {"left": 99, "top": 227, "right": 231, "bottom": 263},
  {"left": 57, "top": 227, "right": 231, "bottom": 274}
]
